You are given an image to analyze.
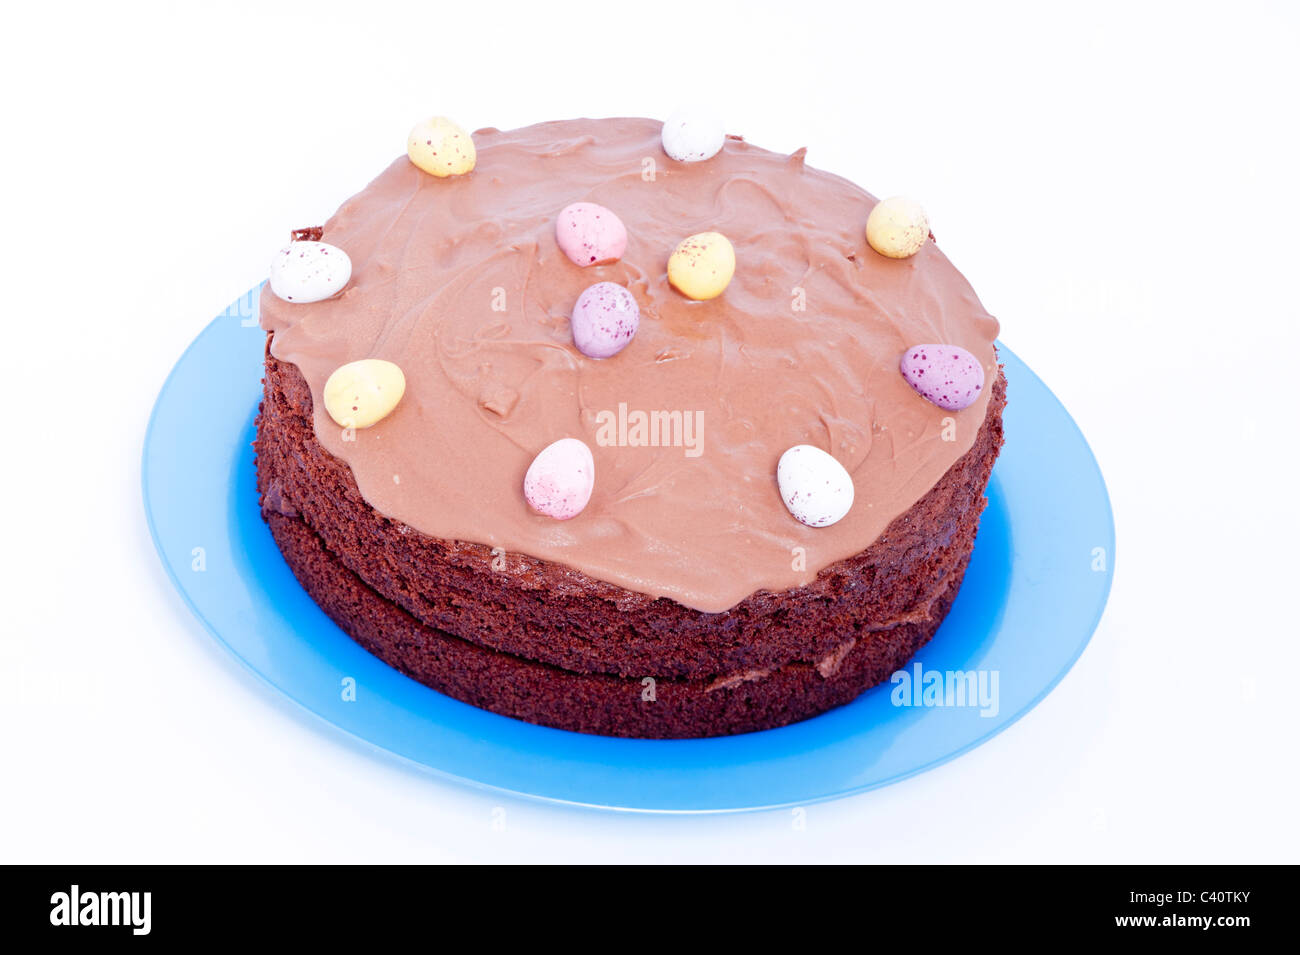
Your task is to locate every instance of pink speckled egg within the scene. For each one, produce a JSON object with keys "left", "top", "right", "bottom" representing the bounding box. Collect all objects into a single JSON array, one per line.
[
  {"left": 899, "top": 344, "right": 985, "bottom": 411},
  {"left": 571, "top": 282, "right": 640, "bottom": 359},
  {"left": 524, "top": 438, "right": 595, "bottom": 520},
  {"left": 556, "top": 202, "right": 627, "bottom": 267}
]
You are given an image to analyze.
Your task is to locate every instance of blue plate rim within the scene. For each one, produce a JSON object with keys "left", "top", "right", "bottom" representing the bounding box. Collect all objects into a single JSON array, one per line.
[{"left": 143, "top": 302, "right": 1114, "bottom": 814}]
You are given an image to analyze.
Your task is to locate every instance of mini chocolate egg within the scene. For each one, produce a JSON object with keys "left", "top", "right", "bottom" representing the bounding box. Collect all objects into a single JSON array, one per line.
[
  {"left": 661, "top": 108, "right": 725, "bottom": 163},
  {"left": 269, "top": 240, "right": 352, "bottom": 304},
  {"left": 899, "top": 344, "right": 985, "bottom": 411},
  {"left": 667, "top": 231, "right": 735, "bottom": 300},
  {"left": 571, "top": 282, "right": 640, "bottom": 359},
  {"left": 407, "top": 116, "right": 476, "bottom": 177},
  {"left": 323, "top": 359, "right": 406, "bottom": 429},
  {"left": 556, "top": 202, "right": 627, "bottom": 267},
  {"left": 524, "top": 438, "right": 595, "bottom": 520},
  {"left": 777, "top": 445, "right": 855, "bottom": 528},
  {"left": 865, "top": 196, "right": 930, "bottom": 259}
]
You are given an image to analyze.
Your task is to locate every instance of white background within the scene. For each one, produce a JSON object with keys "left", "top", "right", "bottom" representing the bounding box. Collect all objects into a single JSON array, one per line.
[{"left": 2, "top": 0, "right": 1296, "bottom": 863}]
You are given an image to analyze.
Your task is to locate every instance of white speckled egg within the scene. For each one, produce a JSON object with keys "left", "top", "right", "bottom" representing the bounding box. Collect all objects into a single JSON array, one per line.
[
  {"left": 777, "top": 445, "right": 855, "bottom": 528},
  {"left": 661, "top": 108, "right": 725, "bottom": 163},
  {"left": 269, "top": 241, "right": 352, "bottom": 303}
]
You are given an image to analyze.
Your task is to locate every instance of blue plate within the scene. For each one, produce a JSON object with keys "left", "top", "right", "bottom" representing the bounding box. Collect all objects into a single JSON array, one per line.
[{"left": 143, "top": 288, "right": 1114, "bottom": 813}]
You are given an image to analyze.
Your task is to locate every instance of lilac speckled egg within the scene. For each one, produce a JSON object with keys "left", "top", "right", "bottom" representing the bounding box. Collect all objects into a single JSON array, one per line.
[
  {"left": 899, "top": 344, "right": 986, "bottom": 411},
  {"left": 556, "top": 202, "right": 627, "bottom": 267},
  {"left": 571, "top": 282, "right": 640, "bottom": 359},
  {"left": 524, "top": 438, "right": 595, "bottom": 520}
]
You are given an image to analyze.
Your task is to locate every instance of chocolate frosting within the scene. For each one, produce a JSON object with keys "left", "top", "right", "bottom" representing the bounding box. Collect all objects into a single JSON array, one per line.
[{"left": 260, "top": 118, "right": 1000, "bottom": 613}]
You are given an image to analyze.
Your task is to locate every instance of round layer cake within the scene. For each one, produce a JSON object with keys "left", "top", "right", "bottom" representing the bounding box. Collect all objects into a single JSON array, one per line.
[{"left": 255, "top": 116, "right": 1005, "bottom": 738}]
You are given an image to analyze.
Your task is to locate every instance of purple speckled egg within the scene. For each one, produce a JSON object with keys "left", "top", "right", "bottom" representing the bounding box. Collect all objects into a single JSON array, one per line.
[
  {"left": 570, "top": 282, "right": 640, "bottom": 359},
  {"left": 556, "top": 202, "right": 627, "bottom": 267},
  {"left": 899, "top": 344, "right": 985, "bottom": 411}
]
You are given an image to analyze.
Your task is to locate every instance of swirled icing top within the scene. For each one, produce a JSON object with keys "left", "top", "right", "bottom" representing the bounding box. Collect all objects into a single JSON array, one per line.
[{"left": 260, "top": 117, "right": 1000, "bottom": 613}]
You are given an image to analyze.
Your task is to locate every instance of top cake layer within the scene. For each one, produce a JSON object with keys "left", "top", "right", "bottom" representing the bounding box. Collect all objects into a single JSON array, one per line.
[{"left": 259, "top": 117, "right": 1000, "bottom": 613}]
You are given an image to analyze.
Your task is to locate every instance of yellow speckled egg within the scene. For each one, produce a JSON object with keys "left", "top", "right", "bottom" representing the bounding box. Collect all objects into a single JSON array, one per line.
[
  {"left": 667, "top": 232, "right": 735, "bottom": 300},
  {"left": 407, "top": 116, "right": 476, "bottom": 177},
  {"left": 323, "top": 359, "right": 406, "bottom": 429},
  {"left": 865, "top": 197, "right": 929, "bottom": 259}
]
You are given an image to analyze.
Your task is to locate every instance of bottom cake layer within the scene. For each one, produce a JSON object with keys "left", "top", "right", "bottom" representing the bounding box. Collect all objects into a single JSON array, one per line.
[{"left": 263, "top": 507, "right": 970, "bottom": 738}]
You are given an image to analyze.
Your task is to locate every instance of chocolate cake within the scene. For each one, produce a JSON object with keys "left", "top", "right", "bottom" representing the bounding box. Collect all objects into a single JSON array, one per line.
[{"left": 254, "top": 116, "right": 1005, "bottom": 738}]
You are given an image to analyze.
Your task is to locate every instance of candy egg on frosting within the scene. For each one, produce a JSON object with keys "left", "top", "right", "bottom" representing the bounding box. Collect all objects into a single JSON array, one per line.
[
  {"left": 899, "top": 344, "right": 985, "bottom": 411},
  {"left": 667, "top": 231, "right": 735, "bottom": 300},
  {"left": 407, "top": 116, "right": 476, "bottom": 177},
  {"left": 777, "top": 445, "right": 855, "bottom": 528},
  {"left": 269, "top": 241, "right": 352, "bottom": 303},
  {"left": 524, "top": 438, "right": 595, "bottom": 521},
  {"left": 571, "top": 282, "right": 640, "bottom": 359},
  {"left": 661, "top": 108, "right": 725, "bottom": 163},
  {"left": 556, "top": 202, "right": 627, "bottom": 267},
  {"left": 866, "top": 196, "right": 930, "bottom": 259},
  {"left": 323, "top": 359, "right": 406, "bottom": 429}
]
